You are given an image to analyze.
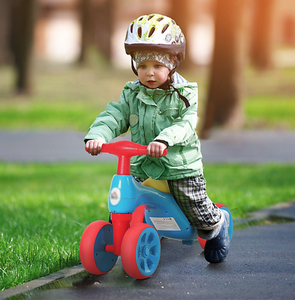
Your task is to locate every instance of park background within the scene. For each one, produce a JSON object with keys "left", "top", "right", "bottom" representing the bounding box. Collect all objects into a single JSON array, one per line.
[{"left": 1, "top": 0, "right": 295, "bottom": 292}]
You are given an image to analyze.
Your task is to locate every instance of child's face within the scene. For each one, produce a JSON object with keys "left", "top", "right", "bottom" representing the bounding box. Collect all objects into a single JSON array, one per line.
[{"left": 137, "top": 60, "right": 170, "bottom": 89}]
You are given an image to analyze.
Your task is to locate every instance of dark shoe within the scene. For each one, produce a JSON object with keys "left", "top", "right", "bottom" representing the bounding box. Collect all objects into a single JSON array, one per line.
[{"left": 204, "top": 211, "right": 230, "bottom": 263}]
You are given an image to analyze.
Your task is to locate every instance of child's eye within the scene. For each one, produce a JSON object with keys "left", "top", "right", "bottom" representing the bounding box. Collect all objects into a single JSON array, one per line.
[
  {"left": 138, "top": 64, "right": 146, "bottom": 69},
  {"left": 155, "top": 64, "right": 163, "bottom": 68}
]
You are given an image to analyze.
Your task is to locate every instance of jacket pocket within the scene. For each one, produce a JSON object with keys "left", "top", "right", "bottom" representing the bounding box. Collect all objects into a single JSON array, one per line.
[
  {"left": 166, "top": 146, "right": 199, "bottom": 167},
  {"left": 142, "top": 157, "right": 165, "bottom": 179}
]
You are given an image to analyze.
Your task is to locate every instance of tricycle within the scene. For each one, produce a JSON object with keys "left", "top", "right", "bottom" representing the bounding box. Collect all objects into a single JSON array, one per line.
[{"left": 79, "top": 141, "right": 233, "bottom": 279}]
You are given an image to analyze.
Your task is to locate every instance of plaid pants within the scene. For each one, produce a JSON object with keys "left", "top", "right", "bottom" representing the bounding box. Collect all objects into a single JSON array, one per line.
[
  {"left": 167, "top": 175, "right": 222, "bottom": 229},
  {"left": 135, "top": 175, "right": 222, "bottom": 230}
]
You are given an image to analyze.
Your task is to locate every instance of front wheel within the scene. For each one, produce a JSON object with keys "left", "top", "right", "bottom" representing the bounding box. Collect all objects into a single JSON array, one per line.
[
  {"left": 121, "top": 223, "right": 161, "bottom": 279},
  {"left": 198, "top": 203, "right": 233, "bottom": 249},
  {"left": 79, "top": 220, "right": 118, "bottom": 275}
]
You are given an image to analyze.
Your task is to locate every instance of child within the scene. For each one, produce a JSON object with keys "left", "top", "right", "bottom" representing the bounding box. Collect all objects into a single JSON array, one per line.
[{"left": 85, "top": 14, "right": 231, "bottom": 263}]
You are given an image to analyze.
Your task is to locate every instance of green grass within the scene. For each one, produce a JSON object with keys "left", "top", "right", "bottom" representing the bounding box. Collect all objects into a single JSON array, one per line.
[
  {"left": 0, "top": 162, "right": 114, "bottom": 291},
  {"left": 1, "top": 162, "right": 295, "bottom": 291},
  {"left": 0, "top": 63, "right": 136, "bottom": 131},
  {"left": 1, "top": 64, "right": 295, "bottom": 131},
  {"left": 245, "top": 95, "right": 295, "bottom": 129},
  {"left": 244, "top": 66, "right": 295, "bottom": 130}
]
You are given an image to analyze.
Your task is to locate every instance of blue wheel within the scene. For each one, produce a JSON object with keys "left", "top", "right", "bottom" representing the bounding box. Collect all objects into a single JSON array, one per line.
[{"left": 121, "top": 223, "right": 161, "bottom": 279}]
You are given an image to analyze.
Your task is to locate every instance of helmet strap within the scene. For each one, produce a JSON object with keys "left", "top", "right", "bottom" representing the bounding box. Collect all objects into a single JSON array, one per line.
[
  {"left": 168, "top": 56, "right": 180, "bottom": 84},
  {"left": 131, "top": 57, "right": 138, "bottom": 76}
]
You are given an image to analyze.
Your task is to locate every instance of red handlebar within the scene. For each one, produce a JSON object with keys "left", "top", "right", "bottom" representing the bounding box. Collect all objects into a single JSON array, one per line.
[
  {"left": 101, "top": 141, "right": 148, "bottom": 157},
  {"left": 86, "top": 141, "right": 167, "bottom": 175}
]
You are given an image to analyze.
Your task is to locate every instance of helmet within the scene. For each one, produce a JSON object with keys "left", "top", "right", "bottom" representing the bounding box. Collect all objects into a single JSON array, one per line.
[{"left": 125, "top": 14, "right": 186, "bottom": 62}]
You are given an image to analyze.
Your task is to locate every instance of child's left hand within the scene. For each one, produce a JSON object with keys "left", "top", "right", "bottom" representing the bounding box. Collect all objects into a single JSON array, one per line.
[{"left": 147, "top": 141, "right": 167, "bottom": 158}]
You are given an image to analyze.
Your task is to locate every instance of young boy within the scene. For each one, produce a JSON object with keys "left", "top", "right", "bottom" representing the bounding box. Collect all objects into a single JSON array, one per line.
[{"left": 85, "top": 14, "right": 231, "bottom": 263}]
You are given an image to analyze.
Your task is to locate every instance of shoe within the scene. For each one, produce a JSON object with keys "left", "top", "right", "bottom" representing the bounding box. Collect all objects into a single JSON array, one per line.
[{"left": 204, "top": 210, "right": 230, "bottom": 263}]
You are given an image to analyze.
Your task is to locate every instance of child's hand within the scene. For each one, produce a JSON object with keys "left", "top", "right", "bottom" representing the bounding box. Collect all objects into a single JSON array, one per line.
[
  {"left": 85, "top": 139, "right": 105, "bottom": 156},
  {"left": 147, "top": 141, "right": 167, "bottom": 158}
]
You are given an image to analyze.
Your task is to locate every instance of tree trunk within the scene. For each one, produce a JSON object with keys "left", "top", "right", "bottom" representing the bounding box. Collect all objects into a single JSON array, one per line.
[
  {"left": 250, "top": 0, "right": 277, "bottom": 70},
  {"left": 95, "top": 0, "right": 114, "bottom": 62},
  {"left": 10, "top": 0, "right": 38, "bottom": 94},
  {"left": 0, "top": 0, "right": 11, "bottom": 64},
  {"left": 169, "top": 0, "right": 195, "bottom": 69},
  {"left": 200, "top": 0, "right": 249, "bottom": 138},
  {"left": 78, "top": 0, "right": 96, "bottom": 64}
]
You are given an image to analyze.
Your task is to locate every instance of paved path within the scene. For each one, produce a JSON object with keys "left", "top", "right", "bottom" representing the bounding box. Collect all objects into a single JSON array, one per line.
[{"left": 1, "top": 129, "right": 295, "bottom": 163}]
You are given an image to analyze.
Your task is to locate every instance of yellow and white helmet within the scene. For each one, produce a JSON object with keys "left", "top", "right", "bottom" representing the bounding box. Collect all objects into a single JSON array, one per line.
[{"left": 125, "top": 14, "right": 186, "bottom": 62}]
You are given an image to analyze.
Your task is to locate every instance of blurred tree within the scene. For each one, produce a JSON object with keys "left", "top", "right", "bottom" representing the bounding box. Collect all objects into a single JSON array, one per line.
[
  {"left": 170, "top": 0, "right": 195, "bottom": 69},
  {"left": 10, "top": 0, "right": 38, "bottom": 94},
  {"left": 250, "top": 0, "right": 277, "bottom": 70},
  {"left": 200, "top": 0, "right": 249, "bottom": 138},
  {"left": 78, "top": 0, "right": 114, "bottom": 64},
  {"left": 96, "top": 0, "right": 114, "bottom": 61},
  {"left": 79, "top": 0, "right": 96, "bottom": 63},
  {"left": 0, "top": 0, "right": 11, "bottom": 64}
]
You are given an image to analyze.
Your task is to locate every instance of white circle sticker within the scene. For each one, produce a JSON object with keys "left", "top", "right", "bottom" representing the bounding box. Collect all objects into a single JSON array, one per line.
[{"left": 110, "top": 188, "right": 121, "bottom": 205}]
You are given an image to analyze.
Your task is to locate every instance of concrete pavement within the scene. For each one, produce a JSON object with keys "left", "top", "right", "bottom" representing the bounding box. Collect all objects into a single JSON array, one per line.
[{"left": 1, "top": 129, "right": 295, "bottom": 163}]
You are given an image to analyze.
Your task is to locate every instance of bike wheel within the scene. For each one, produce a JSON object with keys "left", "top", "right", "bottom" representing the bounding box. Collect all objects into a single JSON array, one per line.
[
  {"left": 80, "top": 220, "right": 118, "bottom": 275},
  {"left": 198, "top": 203, "right": 233, "bottom": 250},
  {"left": 121, "top": 223, "right": 161, "bottom": 279}
]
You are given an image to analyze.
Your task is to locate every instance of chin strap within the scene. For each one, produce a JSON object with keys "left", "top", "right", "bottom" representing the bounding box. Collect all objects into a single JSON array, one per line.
[{"left": 131, "top": 57, "right": 138, "bottom": 76}]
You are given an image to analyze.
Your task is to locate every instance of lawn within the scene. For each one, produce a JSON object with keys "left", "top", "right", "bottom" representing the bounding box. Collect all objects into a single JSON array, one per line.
[
  {"left": 1, "top": 162, "right": 295, "bottom": 291},
  {"left": 1, "top": 63, "right": 295, "bottom": 131},
  {"left": 0, "top": 162, "right": 113, "bottom": 291}
]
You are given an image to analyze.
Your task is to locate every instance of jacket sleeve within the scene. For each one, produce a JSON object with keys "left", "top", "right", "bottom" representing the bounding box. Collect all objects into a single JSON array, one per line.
[
  {"left": 154, "top": 85, "right": 199, "bottom": 147},
  {"left": 84, "top": 91, "right": 130, "bottom": 143}
]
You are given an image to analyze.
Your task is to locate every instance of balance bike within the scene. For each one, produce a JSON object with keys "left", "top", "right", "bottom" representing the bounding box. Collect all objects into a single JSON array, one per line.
[{"left": 79, "top": 141, "right": 233, "bottom": 279}]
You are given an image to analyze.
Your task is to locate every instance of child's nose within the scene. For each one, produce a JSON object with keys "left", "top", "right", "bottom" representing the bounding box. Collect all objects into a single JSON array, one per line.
[{"left": 147, "top": 68, "right": 154, "bottom": 76}]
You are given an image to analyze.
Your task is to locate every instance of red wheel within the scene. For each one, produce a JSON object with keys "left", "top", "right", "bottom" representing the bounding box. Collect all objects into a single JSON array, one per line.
[
  {"left": 121, "top": 223, "right": 161, "bottom": 279},
  {"left": 198, "top": 203, "right": 233, "bottom": 249},
  {"left": 80, "top": 220, "right": 118, "bottom": 275}
]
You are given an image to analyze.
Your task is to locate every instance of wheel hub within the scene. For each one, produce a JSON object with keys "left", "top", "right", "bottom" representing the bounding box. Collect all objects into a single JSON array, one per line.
[{"left": 143, "top": 245, "right": 149, "bottom": 257}]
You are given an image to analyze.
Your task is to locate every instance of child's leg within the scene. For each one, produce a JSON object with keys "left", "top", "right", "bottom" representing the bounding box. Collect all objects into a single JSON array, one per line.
[
  {"left": 168, "top": 176, "right": 230, "bottom": 263},
  {"left": 167, "top": 175, "right": 222, "bottom": 229}
]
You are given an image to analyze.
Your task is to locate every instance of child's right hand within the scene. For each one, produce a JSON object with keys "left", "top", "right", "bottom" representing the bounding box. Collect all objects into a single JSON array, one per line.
[{"left": 85, "top": 139, "right": 105, "bottom": 156}]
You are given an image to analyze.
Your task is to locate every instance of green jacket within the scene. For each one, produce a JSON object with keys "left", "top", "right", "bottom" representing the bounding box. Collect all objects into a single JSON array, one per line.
[{"left": 84, "top": 80, "right": 203, "bottom": 180}]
